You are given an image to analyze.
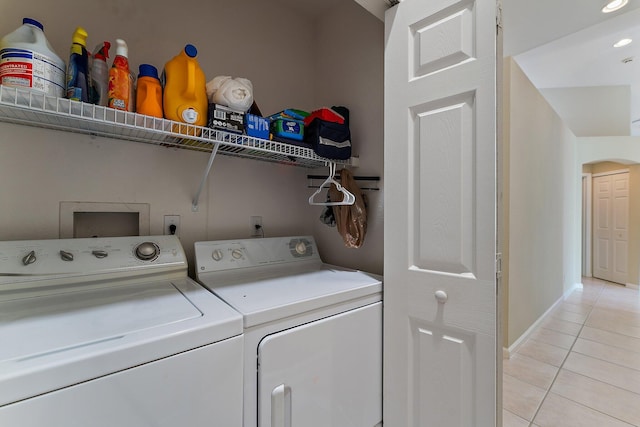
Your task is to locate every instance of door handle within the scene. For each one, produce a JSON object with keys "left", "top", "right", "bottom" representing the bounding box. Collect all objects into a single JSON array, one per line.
[
  {"left": 435, "top": 290, "right": 448, "bottom": 303},
  {"left": 271, "top": 384, "right": 292, "bottom": 427}
]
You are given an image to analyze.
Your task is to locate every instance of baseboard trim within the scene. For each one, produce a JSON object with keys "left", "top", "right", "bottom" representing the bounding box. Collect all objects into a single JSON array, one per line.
[
  {"left": 502, "top": 347, "right": 510, "bottom": 359},
  {"left": 504, "top": 282, "right": 583, "bottom": 359},
  {"left": 504, "top": 292, "right": 566, "bottom": 359},
  {"left": 627, "top": 283, "right": 639, "bottom": 290},
  {"left": 565, "top": 282, "right": 582, "bottom": 298}
]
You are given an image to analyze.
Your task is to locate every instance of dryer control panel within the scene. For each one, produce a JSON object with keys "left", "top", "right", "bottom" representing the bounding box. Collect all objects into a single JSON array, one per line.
[{"left": 195, "top": 236, "right": 321, "bottom": 273}]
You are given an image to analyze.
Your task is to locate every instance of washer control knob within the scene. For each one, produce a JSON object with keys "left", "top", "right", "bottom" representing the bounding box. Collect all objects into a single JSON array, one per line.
[
  {"left": 92, "top": 250, "right": 108, "bottom": 259},
  {"left": 22, "top": 250, "right": 36, "bottom": 266},
  {"left": 60, "top": 250, "right": 74, "bottom": 261},
  {"left": 231, "top": 249, "right": 243, "bottom": 259},
  {"left": 212, "top": 249, "right": 224, "bottom": 261},
  {"left": 135, "top": 242, "right": 159, "bottom": 261}
]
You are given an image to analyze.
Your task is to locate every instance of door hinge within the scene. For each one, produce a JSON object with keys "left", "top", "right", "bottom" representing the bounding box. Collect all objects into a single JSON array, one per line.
[{"left": 496, "top": 252, "right": 502, "bottom": 279}]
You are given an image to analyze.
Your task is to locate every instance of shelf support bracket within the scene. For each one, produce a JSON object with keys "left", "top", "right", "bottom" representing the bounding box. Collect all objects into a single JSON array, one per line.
[{"left": 192, "top": 142, "right": 220, "bottom": 212}]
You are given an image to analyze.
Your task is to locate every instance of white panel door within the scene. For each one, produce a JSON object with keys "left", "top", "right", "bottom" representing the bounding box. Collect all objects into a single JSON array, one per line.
[
  {"left": 384, "top": 0, "right": 498, "bottom": 426},
  {"left": 593, "top": 175, "right": 613, "bottom": 281},
  {"left": 593, "top": 173, "right": 628, "bottom": 285}
]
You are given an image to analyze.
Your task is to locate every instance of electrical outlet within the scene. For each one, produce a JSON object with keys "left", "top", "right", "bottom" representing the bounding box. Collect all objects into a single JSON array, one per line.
[
  {"left": 164, "top": 215, "right": 180, "bottom": 236},
  {"left": 251, "top": 216, "right": 263, "bottom": 237}
]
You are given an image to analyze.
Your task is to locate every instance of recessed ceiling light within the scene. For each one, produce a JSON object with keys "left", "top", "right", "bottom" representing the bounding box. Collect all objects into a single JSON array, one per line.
[
  {"left": 602, "top": 0, "right": 628, "bottom": 13},
  {"left": 614, "top": 38, "right": 633, "bottom": 47}
]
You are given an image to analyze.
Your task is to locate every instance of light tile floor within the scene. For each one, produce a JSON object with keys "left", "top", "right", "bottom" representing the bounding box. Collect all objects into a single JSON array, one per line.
[{"left": 503, "top": 277, "right": 640, "bottom": 427}]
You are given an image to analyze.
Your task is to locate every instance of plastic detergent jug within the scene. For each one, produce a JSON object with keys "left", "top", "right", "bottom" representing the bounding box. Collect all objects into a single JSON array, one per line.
[
  {"left": 128, "top": 70, "right": 135, "bottom": 112},
  {"left": 107, "top": 39, "right": 130, "bottom": 111},
  {"left": 136, "top": 64, "right": 163, "bottom": 118},
  {"left": 91, "top": 41, "right": 110, "bottom": 105},
  {"left": 163, "top": 44, "right": 207, "bottom": 126},
  {"left": 66, "top": 27, "right": 90, "bottom": 102},
  {"left": 0, "top": 18, "right": 66, "bottom": 97}
]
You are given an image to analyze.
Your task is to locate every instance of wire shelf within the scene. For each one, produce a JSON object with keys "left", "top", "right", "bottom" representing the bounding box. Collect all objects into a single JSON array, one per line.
[{"left": 0, "top": 85, "right": 350, "bottom": 168}]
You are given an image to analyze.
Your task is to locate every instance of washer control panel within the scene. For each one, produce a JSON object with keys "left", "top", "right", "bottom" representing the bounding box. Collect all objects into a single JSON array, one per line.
[
  {"left": 0, "top": 235, "right": 185, "bottom": 284},
  {"left": 195, "top": 236, "right": 320, "bottom": 273}
]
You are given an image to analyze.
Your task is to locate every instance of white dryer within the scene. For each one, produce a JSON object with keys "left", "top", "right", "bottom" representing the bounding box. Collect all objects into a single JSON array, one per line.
[
  {"left": 195, "top": 236, "right": 382, "bottom": 427},
  {"left": 0, "top": 235, "right": 243, "bottom": 426}
]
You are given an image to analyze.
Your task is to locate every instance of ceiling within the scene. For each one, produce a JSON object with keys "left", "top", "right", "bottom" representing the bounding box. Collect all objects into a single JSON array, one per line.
[
  {"left": 503, "top": 0, "right": 640, "bottom": 136},
  {"left": 274, "top": 0, "right": 640, "bottom": 137}
]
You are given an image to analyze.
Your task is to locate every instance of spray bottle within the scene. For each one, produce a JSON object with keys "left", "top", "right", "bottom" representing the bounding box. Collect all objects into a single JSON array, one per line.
[
  {"left": 91, "top": 41, "right": 110, "bottom": 105},
  {"left": 66, "top": 27, "right": 90, "bottom": 102},
  {"left": 107, "top": 39, "right": 130, "bottom": 110}
]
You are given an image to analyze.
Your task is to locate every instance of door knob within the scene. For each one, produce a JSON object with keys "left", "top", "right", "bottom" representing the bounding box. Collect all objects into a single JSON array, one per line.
[{"left": 435, "top": 290, "right": 448, "bottom": 303}]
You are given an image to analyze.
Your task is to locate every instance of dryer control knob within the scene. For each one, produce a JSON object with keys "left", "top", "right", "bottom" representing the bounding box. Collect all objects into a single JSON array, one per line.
[
  {"left": 92, "top": 250, "right": 108, "bottom": 259},
  {"left": 22, "top": 250, "right": 36, "bottom": 266},
  {"left": 135, "top": 242, "right": 159, "bottom": 261},
  {"left": 212, "top": 249, "right": 224, "bottom": 261},
  {"left": 295, "top": 241, "right": 307, "bottom": 255},
  {"left": 60, "top": 250, "right": 74, "bottom": 261},
  {"left": 231, "top": 249, "right": 243, "bottom": 259}
]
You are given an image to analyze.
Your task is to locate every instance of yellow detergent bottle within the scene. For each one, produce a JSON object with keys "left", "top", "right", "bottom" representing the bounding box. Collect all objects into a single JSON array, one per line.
[{"left": 162, "top": 44, "right": 207, "bottom": 127}]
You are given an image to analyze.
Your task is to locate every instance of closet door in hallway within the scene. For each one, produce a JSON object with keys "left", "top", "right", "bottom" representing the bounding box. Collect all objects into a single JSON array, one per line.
[{"left": 593, "top": 172, "right": 629, "bottom": 285}]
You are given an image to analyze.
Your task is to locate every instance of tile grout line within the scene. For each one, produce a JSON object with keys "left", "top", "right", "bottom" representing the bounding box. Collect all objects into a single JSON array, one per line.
[
  {"left": 525, "top": 280, "right": 606, "bottom": 427},
  {"left": 528, "top": 279, "right": 640, "bottom": 426},
  {"left": 558, "top": 280, "right": 640, "bottom": 426},
  {"left": 573, "top": 327, "right": 640, "bottom": 354},
  {"left": 569, "top": 338, "right": 640, "bottom": 373},
  {"left": 571, "top": 281, "right": 640, "bottom": 371}
]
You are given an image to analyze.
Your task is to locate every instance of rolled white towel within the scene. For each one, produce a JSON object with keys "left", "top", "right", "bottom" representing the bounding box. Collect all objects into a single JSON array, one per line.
[
  {"left": 206, "top": 76, "right": 253, "bottom": 112},
  {"left": 205, "top": 76, "right": 229, "bottom": 100}
]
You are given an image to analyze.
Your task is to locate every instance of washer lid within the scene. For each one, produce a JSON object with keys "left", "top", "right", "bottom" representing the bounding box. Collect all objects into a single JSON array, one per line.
[
  {"left": 0, "top": 278, "right": 242, "bottom": 406},
  {"left": 200, "top": 265, "right": 382, "bottom": 328}
]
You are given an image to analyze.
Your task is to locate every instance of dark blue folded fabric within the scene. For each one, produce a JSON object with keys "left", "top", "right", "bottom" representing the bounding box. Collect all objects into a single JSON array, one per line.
[{"left": 304, "top": 118, "right": 352, "bottom": 160}]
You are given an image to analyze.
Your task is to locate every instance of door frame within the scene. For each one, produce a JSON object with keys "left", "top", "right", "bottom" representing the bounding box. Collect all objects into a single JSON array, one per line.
[{"left": 582, "top": 172, "right": 592, "bottom": 277}]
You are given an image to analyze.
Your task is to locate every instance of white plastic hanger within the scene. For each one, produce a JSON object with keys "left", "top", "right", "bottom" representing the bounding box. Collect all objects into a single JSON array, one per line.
[{"left": 308, "top": 162, "right": 356, "bottom": 206}]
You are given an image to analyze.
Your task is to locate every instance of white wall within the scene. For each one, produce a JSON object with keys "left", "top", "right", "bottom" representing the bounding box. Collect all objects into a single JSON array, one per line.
[
  {"left": 578, "top": 136, "right": 640, "bottom": 163},
  {"left": 0, "top": 0, "right": 384, "bottom": 275},
  {"left": 310, "top": 1, "right": 384, "bottom": 275},
  {"left": 540, "top": 86, "right": 631, "bottom": 137},
  {"left": 504, "top": 58, "right": 578, "bottom": 348}
]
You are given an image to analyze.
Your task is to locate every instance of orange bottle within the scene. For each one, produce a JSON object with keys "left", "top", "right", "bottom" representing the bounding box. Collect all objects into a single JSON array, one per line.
[
  {"left": 136, "top": 64, "right": 163, "bottom": 118},
  {"left": 107, "top": 39, "right": 130, "bottom": 111},
  {"left": 162, "top": 44, "right": 207, "bottom": 126}
]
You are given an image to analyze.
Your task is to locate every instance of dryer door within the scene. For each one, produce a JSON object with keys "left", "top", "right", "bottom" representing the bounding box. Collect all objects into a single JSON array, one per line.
[{"left": 257, "top": 302, "right": 382, "bottom": 427}]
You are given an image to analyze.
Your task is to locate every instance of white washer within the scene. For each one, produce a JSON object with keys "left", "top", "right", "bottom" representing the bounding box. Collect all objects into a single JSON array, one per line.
[
  {"left": 195, "top": 236, "right": 382, "bottom": 427},
  {"left": 0, "top": 235, "right": 243, "bottom": 426}
]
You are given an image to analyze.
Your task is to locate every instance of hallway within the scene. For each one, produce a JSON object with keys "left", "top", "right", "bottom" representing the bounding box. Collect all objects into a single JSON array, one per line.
[{"left": 503, "top": 277, "right": 640, "bottom": 426}]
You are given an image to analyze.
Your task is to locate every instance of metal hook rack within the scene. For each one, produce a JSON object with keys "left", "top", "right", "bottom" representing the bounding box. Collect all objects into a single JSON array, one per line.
[{"left": 307, "top": 174, "right": 380, "bottom": 191}]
